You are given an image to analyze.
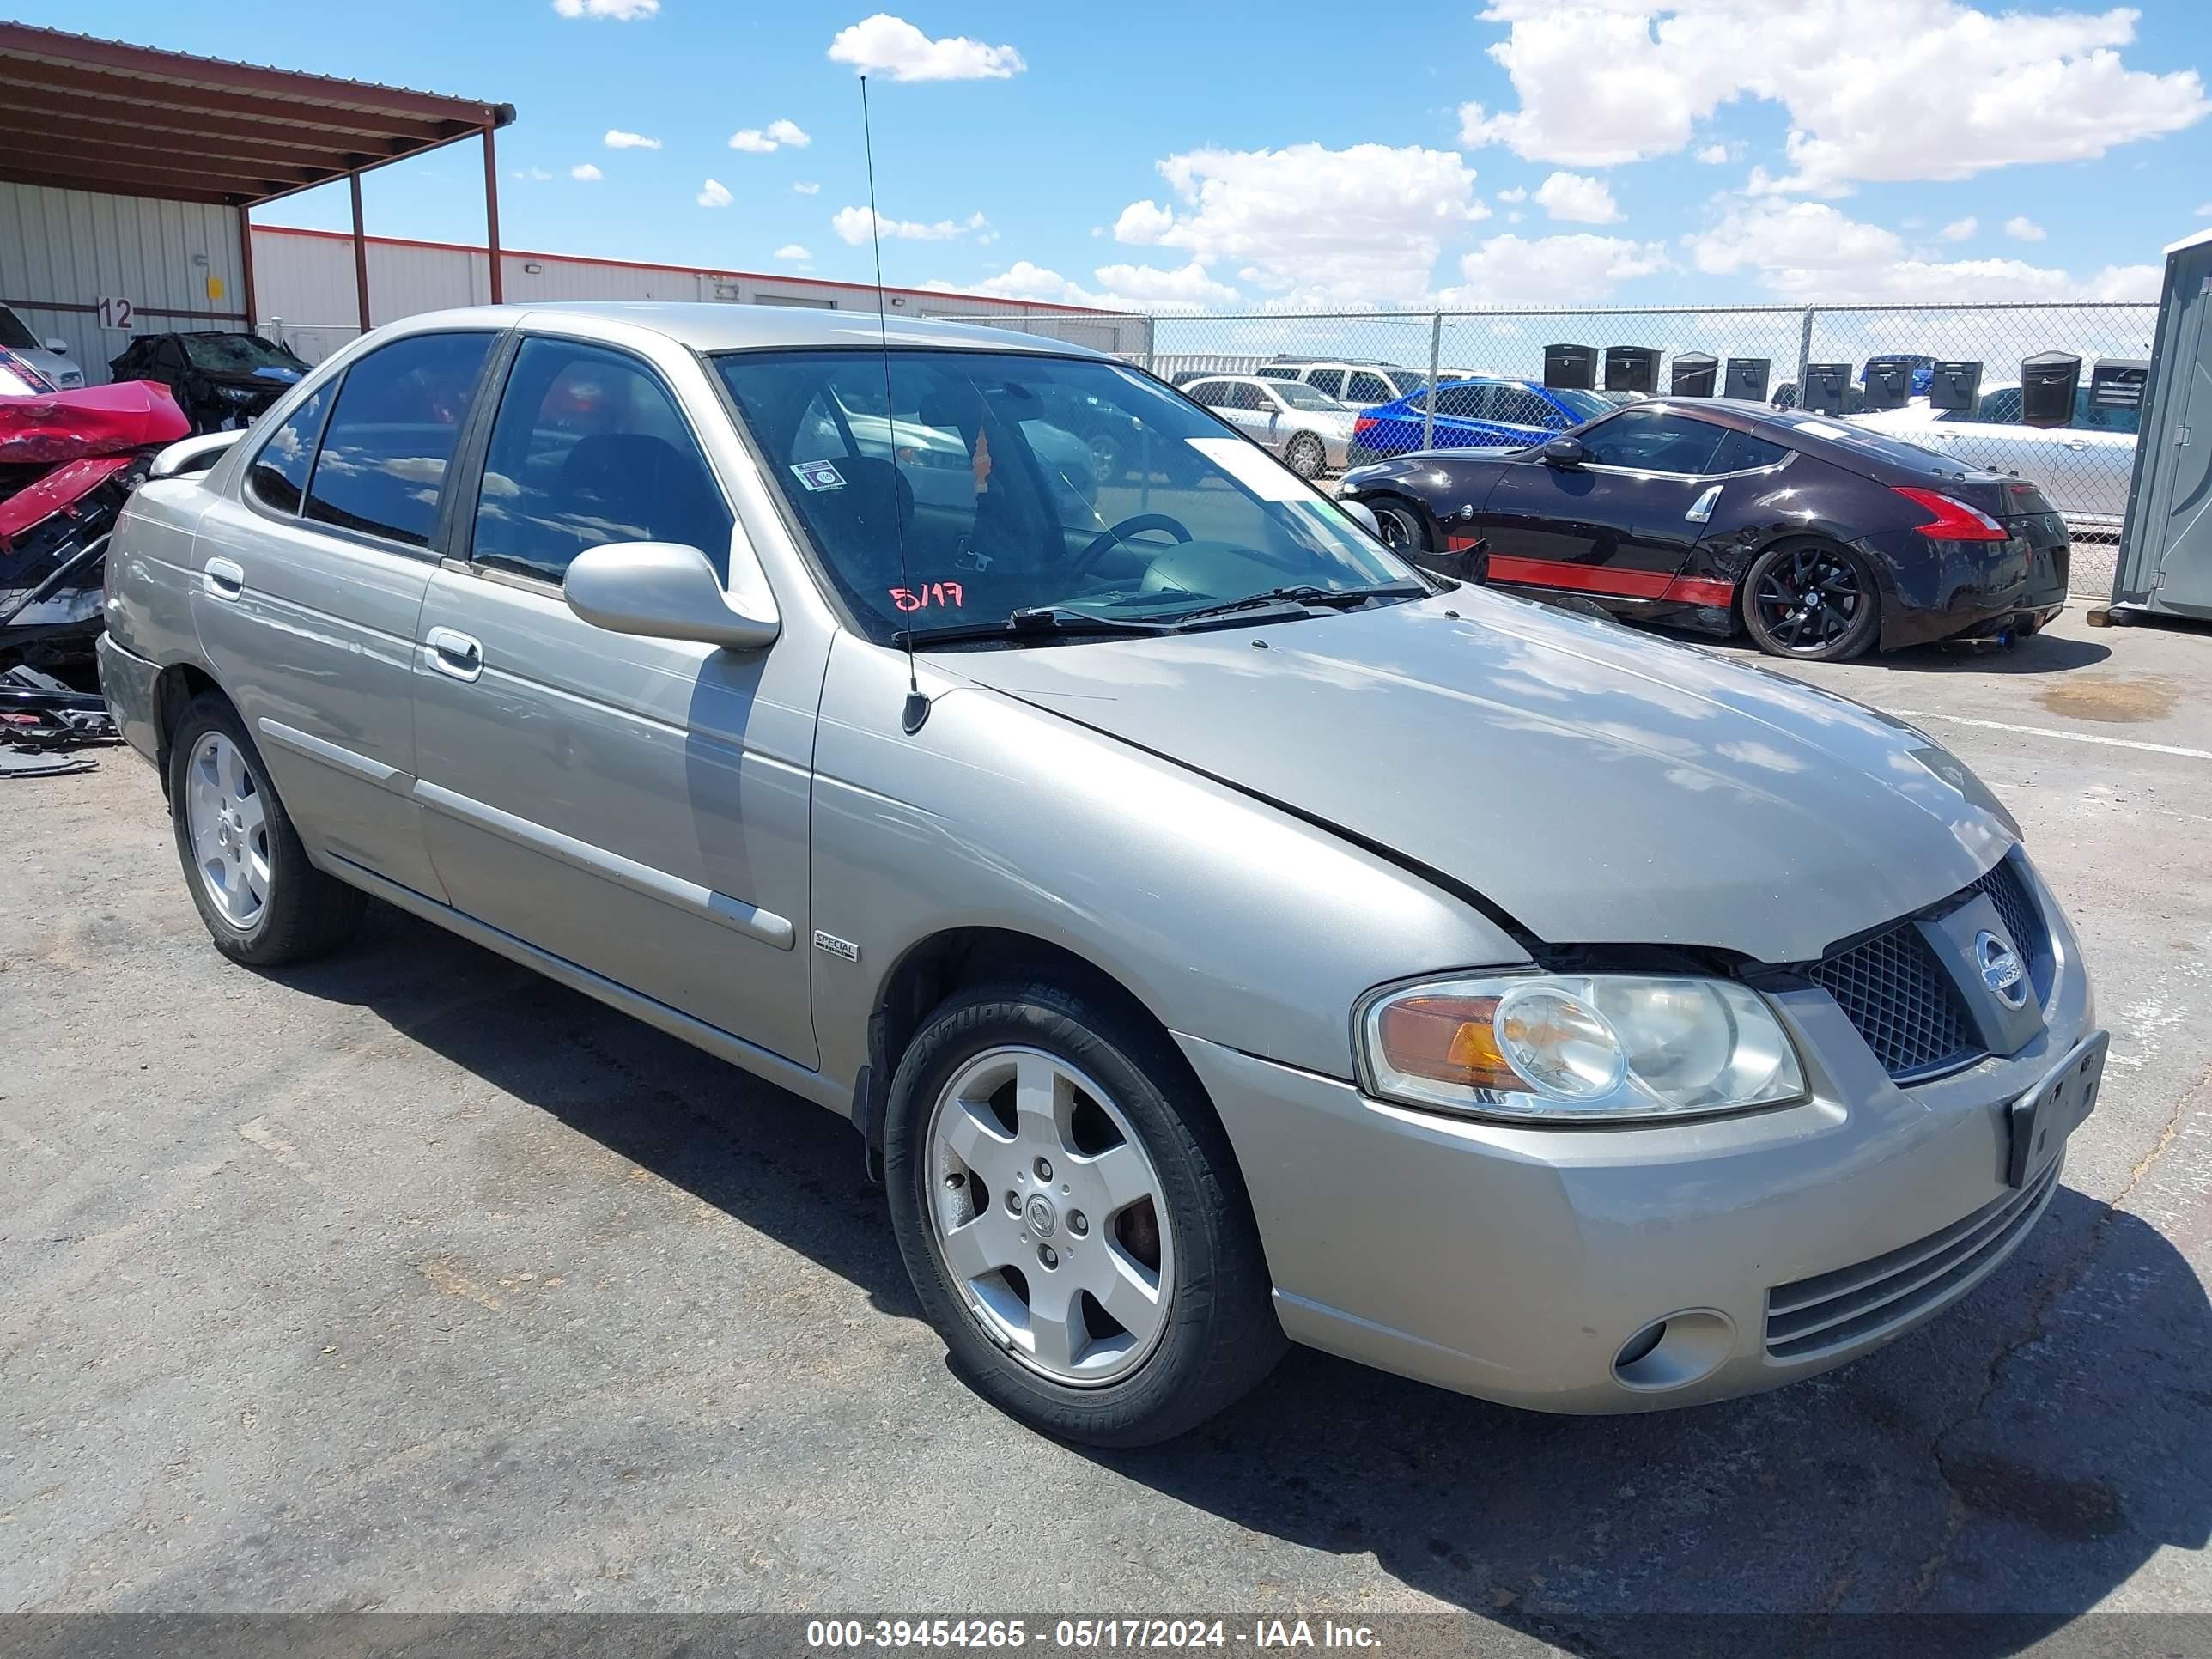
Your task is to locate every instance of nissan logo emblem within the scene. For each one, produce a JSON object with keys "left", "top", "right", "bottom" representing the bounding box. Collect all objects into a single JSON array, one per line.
[{"left": 1976, "top": 930, "right": 2027, "bottom": 1009}]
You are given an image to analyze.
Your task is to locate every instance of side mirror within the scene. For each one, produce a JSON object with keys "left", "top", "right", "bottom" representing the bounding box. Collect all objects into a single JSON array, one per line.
[
  {"left": 44, "top": 337, "right": 71, "bottom": 356},
  {"left": 564, "top": 541, "right": 781, "bottom": 650},
  {"left": 1540, "top": 435, "right": 1585, "bottom": 468},
  {"left": 149, "top": 430, "right": 242, "bottom": 479},
  {"left": 1338, "top": 500, "right": 1382, "bottom": 538}
]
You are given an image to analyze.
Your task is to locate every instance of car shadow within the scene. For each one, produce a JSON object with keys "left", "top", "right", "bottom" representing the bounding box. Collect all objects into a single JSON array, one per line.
[
  {"left": 268, "top": 908, "right": 2209, "bottom": 1654},
  {"left": 1695, "top": 628, "right": 2114, "bottom": 675}
]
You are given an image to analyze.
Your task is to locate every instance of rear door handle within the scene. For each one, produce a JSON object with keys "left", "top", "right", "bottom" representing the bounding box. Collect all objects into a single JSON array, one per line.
[
  {"left": 202, "top": 557, "right": 245, "bottom": 600},
  {"left": 425, "top": 626, "right": 484, "bottom": 683}
]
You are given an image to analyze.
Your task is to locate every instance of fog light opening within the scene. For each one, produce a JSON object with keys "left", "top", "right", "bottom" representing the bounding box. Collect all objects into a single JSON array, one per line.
[{"left": 1612, "top": 1309, "right": 1735, "bottom": 1392}]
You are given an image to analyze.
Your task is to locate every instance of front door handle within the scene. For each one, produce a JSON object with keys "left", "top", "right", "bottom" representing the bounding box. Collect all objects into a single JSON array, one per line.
[
  {"left": 425, "top": 626, "right": 484, "bottom": 683},
  {"left": 202, "top": 557, "right": 245, "bottom": 600}
]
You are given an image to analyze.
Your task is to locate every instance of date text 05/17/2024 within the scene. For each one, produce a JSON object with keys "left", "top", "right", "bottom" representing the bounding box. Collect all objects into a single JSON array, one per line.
[{"left": 805, "top": 1620, "right": 1383, "bottom": 1650}]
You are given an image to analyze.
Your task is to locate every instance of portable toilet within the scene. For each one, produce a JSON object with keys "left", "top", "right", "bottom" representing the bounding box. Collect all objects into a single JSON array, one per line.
[{"left": 2104, "top": 227, "right": 2212, "bottom": 622}]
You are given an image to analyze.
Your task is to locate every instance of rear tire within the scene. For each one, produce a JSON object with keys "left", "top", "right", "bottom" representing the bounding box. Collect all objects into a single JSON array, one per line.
[
  {"left": 1742, "top": 538, "right": 1881, "bottom": 662},
  {"left": 1285, "top": 434, "right": 1326, "bottom": 480},
  {"left": 167, "top": 694, "right": 364, "bottom": 967},
  {"left": 884, "top": 979, "right": 1285, "bottom": 1447}
]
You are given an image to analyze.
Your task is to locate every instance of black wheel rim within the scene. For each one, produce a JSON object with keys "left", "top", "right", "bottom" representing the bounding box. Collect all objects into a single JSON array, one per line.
[
  {"left": 1754, "top": 548, "right": 1863, "bottom": 653},
  {"left": 1376, "top": 508, "right": 1414, "bottom": 550}
]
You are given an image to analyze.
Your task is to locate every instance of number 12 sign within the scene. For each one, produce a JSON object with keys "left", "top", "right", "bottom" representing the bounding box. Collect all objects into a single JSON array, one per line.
[{"left": 96, "top": 296, "right": 135, "bottom": 331}]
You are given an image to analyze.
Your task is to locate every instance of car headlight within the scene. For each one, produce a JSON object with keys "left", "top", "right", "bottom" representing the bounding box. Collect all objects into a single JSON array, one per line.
[
  {"left": 217, "top": 386, "right": 258, "bottom": 404},
  {"left": 1357, "top": 974, "right": 1805, "bottom": 1123}
]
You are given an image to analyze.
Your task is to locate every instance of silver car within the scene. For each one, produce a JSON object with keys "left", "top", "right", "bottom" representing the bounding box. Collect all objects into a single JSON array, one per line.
[
  {"left": 99, "top": 303, "right": 2106, "bottom": 1447},
  {"left": 1850, "top": 380, "right": 2138, "bottom": 534},
  {"left": 1178, "top": 373, "right": 1357, "bottom": 477},
  {"left": 0, "top": 301, "right": 84, "bottom": 388}
]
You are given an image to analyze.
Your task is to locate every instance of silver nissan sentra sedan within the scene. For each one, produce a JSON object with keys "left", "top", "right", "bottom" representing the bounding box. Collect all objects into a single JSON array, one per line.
[{"left": 98, "top": 303, "right": 2106, "bottom": 1447}]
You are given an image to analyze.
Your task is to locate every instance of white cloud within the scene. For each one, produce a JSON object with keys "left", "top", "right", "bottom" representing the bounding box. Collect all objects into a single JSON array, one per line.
[
  {"left": 1941, "top": 215, "right": 1978, "bottom": 240},
  {"left": 1456, "top": 0, "right": 2207, "bottom": 191},
  {"left": 2005, "top": 214, "right": 2047, "bottom": 241},
  {"left": 1695, "top": 142, "right": 1732, "bottom": 164},
  {"left": 1496, "top": 185, "right": 1528, "bottom": 202},
  {"left": 605, "top": 129, "right": 661, "bottom": 150},
  {"left": 2200, "top": 201, "right": 2212, "bottom": 216},
  {"left": 570, "top": 163, "right": 603, "bottom": 181},
  {"left": 827, "top": 13, "right": 1025, "bottom": 81},
  {"left": 1686, "top": 195, "right": 2158, "bottom": 300},
  {"left": 512, "top": 167, "right": 553, "bottom": 182},
  {"left": 832, "top": 205, "right": 990, "bottom": 244},
  {"left": 553, "top": 0, "right": 657, "bottom": 18},
  {"left": 697, "top": 179, "right": 733, "bottom": 209},
  {"left": 731, "top": 118, "right": 813, "bottom": 153},
  {"left": 1442, "top": 232, "right": 1670, "bottom": 303},
  {"left": 1111, "top": 143, "right": 1486, "bottom": 305},
  {"left": 794, "top": 180, "right": 822, "bottom": 195},
  {"left": 775, "top": 244, "right": 811, "bottom": 261},
  {"left": 1533, "top": 170, "right": 1622, "bottom": 224},
  {"left": 937, "top": 258, "right": 1243, "bottom": 313}
]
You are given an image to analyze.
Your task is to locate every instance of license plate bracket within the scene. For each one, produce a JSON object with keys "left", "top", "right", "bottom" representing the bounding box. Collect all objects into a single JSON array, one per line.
[{"left": 2007, "top": 1030, "right": 2109, "bottom": 1188}]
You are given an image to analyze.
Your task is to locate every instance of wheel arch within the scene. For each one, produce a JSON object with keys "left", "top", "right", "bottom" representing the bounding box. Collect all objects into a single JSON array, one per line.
[
  {"left": 854, "top": 925, "right": 1212, "bottom": 1182},
  {"left": 153, "top": 660, "right": 225, "bottom": 798}
]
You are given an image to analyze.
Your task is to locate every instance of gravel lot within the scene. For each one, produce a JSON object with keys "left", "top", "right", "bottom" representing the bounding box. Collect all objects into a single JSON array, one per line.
[{"left": 3, "top": 608, "right": 2208, "bottom": 1644}]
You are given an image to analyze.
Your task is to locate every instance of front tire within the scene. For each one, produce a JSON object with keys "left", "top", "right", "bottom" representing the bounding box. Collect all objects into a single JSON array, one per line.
[
  {"left": 1369, "top": 496, "right": 1431, "bottom": 555},
  {"left": 167, "top": 694, "right": 364, "bottom": 966},
  {"left": 1743, "top": 538, "right": 1881, "bottom": 661},
  {"left": 1285, "top": 433, "right": 1326, "bottom": 480},
  {"left": 884, "top": 981, "right": 1285, "bottom": 1447}
]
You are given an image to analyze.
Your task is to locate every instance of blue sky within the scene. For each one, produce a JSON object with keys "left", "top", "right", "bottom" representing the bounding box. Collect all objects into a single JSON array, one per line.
[{"left": 43, "top": 1, "right": 2212, "bottom": 310}]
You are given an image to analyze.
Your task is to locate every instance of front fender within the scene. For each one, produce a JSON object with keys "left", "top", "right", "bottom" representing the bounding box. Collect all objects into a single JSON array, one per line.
[{"left": 807, "top": 634, "right": 1529, "bottom": 1096}]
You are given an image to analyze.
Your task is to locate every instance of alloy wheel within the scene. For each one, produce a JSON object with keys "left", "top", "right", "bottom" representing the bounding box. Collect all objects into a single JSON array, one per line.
[
  {"left": 1753, "top": 545, "right": 1866, "bottom": 654},
  {"left": 184, "top": 732, "right": 270, "bottom": 929},
  {"left": 926, "top": 1045, "right": 1175, "bottom": 1387},
  {"left": 1373, "top": 503, "right": 1424, "bottom": 553}
]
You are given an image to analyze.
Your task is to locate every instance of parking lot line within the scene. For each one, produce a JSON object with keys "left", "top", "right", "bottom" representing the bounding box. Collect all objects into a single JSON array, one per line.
[{"left": 1889, "top": 708, "right": 2212, "bottom": 761}]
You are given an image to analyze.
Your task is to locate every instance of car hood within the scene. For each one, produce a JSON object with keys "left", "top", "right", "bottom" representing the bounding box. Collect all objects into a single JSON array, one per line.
[{"left": 940, "top": 592, "right": 2016, "bottom": 964}]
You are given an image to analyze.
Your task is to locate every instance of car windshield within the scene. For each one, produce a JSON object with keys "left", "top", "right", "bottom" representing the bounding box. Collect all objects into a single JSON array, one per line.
[
  {"left": 1268, "top": 380, "right": 1346, "bottom": 411},
  {"left": 0, "top": 307, "right": 38, "bottom": 351},
  {"left": 715, "top": 349, "right": 1414, "bottom": 646}
]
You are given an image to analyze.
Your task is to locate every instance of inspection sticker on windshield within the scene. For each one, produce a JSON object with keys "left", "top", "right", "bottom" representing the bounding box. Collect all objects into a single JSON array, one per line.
[
  {"left": 790, "top": 459, "right": 847, "bottom": 492},
  {"left": 1187, "top": 436, "right": 1310, "bottom": 501}
]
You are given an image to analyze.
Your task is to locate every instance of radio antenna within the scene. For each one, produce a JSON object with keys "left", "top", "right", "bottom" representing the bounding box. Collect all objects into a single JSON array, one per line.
[{"left": 861, "top": 73, "right": 929, "bottom": 736}]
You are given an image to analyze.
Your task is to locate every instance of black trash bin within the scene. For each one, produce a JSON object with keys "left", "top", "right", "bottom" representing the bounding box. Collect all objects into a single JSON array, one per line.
[
  {"left": 1861, "top": 355, "right": 1914, "bottom": 411},
  {"left": 1802, "top": 362, "right": 1850, "bottom": 415},
  {"left": 1930, "top": 360, "right": 1982, "bottom": 411},
  {"left": 1723, "top": 356, "right": 1770, "bottom": 401},
  {"left": 2089, "top": 358, "right": 2148, "bottom": 416},
  {"left": 1605, "top": 345, "right": 1658, "bottom": 394},
  {"left": 1669, "top": 351, "right": 1717, "bottom": 397},
  {"left": 2021, "top": 351, "right": 2081, "bottom": 428},
  {"left": 1544, "top": 343, "right": 1595, "bottom": 390}
]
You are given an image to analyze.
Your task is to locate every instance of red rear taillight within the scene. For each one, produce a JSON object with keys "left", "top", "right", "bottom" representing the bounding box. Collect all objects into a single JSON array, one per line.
[
  {"left": 1354, "top": 414, "right": 1377, "bottom": 435},
  {"left": 1894, "top": 485, "right": 2008, "bottom": 542}
]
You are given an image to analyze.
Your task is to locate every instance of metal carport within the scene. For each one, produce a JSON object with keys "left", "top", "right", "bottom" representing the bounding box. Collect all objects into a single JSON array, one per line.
[{"left": 0, "top": 22, "right": 512, "bottom": 383}]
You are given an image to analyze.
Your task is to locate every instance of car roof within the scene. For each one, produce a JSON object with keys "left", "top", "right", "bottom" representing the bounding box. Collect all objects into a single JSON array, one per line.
[{"left": 370, "top": 300, "right": 1112, "bottom": 358}]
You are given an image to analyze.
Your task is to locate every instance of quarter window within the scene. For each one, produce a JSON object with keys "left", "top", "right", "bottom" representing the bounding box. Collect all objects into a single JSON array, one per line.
[
  {"left": 471, "top": 337, "right": 732, "bottom": 584},
  {"left": 1709, "top": 429, "right": 1790, "bottom": 473},
  {"left": 246, "top": 382, "right": 331, "bottom": 514},
  {"left": 1577, "top": 408, "right": 1727, "bottom": 474},
  {"left": 302, "top": 331, "right": 495, "bottom": 547}
]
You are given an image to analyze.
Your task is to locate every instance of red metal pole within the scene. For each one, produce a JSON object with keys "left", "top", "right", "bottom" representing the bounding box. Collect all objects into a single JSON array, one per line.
[
  {"left": 349, "top": 171, "right": 370, "bottom": 331},
  {"left": 483, "top": 126, "right": 504, "bottom": 304},
  {"left": 237, "top": 206, "right": 257, "bottom": 330}
]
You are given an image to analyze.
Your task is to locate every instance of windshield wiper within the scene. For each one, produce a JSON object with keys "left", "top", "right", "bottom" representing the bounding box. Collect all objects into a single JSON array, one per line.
[
  {"left": 1166, "top": 581, "right": 1430, "bottom": 623},
  {"left": 893, "top": 605, "right": 1176, "bottom": 647}
]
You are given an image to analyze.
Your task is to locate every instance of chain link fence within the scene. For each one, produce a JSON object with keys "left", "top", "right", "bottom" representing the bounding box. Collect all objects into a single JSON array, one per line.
[{"left": 944, "top": 301, "right": 2156, "bottom": 546}]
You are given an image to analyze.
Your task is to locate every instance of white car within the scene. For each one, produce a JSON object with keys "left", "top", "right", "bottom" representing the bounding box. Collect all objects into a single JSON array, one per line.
[
  {"left": 1254, "top": 360, "right": 1425, "bottom": 410},
  {"left": 1180, "top": 374, "right": 1358, "bottom": 478},
  {"left": 1850, "top": 381, "right": 2138, "bottom": 534},
  {"left": 0, "top": 302, "right": 83, "bottom": 389}
]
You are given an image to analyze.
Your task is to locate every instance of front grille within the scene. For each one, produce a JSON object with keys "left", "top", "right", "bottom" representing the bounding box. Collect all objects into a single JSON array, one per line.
[
  {"left": 1808, "top": 923, "right": 1978, "bottom": 1079},
  {"left": 1765, "top": 1157, "right": 2059, "bottom": 1360},
  {"left": 1971, "top": 857, "right": 2051, "bottom": 1000}
]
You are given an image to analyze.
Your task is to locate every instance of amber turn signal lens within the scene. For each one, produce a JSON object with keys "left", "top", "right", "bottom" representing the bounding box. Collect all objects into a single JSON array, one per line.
[{"left": 1375, "top": 994, "right": 1519, "bottom": 1091}]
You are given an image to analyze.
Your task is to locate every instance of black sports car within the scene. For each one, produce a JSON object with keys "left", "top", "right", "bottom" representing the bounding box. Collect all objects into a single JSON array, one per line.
[
  {"left": 1339, "top": 398, "right": 2069, "bottom": 660},
  {"left": 106, "top": 331, "right": 310, "bottom": 434}
]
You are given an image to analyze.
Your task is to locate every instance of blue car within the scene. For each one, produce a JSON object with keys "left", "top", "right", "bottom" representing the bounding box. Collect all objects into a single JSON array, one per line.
[{"left": 1348, "top": 375, "right": 1615, "bottom": 465}]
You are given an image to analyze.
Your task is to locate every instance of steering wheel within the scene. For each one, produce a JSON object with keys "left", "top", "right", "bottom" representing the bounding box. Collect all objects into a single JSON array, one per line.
[{"left": 1071, "top": 513, "right": 1193, "bottom": 578}]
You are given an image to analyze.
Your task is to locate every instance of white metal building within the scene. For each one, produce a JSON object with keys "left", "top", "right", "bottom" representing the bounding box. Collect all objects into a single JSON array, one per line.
[{"left": 247, "top": 225, "right": 1140, "bottom": 364}]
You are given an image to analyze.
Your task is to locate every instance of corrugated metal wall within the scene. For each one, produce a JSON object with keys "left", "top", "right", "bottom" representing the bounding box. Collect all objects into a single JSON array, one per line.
[
  {"left": 0, "top": 182, "right": 246, "bottom": 384},
  {"left": 248, "top": 227, "right": 1124, "bottom": 362}
]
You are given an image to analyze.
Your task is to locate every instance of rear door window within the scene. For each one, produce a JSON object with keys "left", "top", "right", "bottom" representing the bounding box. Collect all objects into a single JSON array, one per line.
[
  {"left": 1345, "top": 371, "right": 1394, "bottom": 404},
  {"left": 1304, "top": 368, "right": 1346, "bottom": 398},
  {"left": 302, "top": 331, "right": 495, "bottom": 547}
]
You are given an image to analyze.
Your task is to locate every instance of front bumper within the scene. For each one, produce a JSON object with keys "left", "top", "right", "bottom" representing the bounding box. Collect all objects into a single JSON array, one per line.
[{"left": 1176, "top": 869, "right": 2094, "bottom": 1413}]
